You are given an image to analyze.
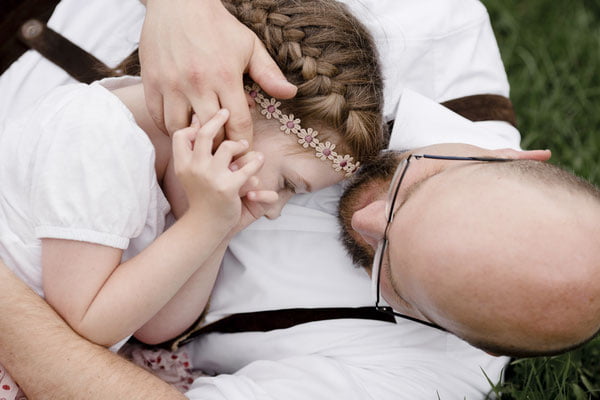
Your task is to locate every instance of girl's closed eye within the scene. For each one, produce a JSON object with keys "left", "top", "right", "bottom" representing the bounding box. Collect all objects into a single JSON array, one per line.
[{"left": 283, "top": 178, "right": 297, "bottom": 194}]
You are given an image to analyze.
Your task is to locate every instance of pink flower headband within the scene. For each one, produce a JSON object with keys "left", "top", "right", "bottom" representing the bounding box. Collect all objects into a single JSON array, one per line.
[{"left": 246, "top": 84, "right": 360, "bottom": 177}]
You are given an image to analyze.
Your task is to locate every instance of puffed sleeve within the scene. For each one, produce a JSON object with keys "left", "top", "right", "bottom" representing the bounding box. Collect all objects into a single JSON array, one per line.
[{"left": 30, "top": 83, "right": 157, "bottom": 250}]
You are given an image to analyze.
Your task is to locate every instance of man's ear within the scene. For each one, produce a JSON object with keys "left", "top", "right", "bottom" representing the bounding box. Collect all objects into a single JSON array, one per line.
[{"left": 491, "top": 148, "right": 551, "bottom": 161}]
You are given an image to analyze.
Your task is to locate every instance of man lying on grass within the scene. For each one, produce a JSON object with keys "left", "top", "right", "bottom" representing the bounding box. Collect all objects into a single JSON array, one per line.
[{"left": 339, "top": 142, "right": 600, "bottom": 357}]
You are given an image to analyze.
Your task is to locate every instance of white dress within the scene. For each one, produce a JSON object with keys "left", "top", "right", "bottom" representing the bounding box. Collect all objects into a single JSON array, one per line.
[{"left": 0, "top": 81, "right": 170, "bottom": 348}]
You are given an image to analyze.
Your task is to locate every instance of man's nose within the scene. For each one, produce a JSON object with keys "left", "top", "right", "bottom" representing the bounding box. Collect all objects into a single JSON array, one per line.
[{"left": 351, "top": 200, "right": 387, "bottom": 249}]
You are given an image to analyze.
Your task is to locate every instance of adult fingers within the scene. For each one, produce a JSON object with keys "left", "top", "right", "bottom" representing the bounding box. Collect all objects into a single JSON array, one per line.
[
  {"left": 189, "top": 91, "right": 221, "bottom": 127},
  {"left": 193, "top": 109, "right": 230, "bottom": 159},
  {"left": 163, "top": 91, "right": 192, "bottom": 136},
  {"left": 519, "top": 149, "right": 551, "bottom": 161},
  {"left": 219, "top": 79, "right": 254, "bottom": 146},
  {"left": 248, "top": 37, "right": 297, "bottom": 99},
  {"left": 188, "top": 91, "right": 224, "bottom": 150},
  {"left": 142, "top": 81, "right": 167, "bottom": 134},
  {"left": 494, "top": 148, "right": 552, "bottom": 161}
]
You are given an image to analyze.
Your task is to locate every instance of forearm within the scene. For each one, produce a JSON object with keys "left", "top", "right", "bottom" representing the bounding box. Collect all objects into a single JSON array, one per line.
[
  {"left": 78, "top": 213, "right": 229, "bottom": 346},
  {"left": 135, "top": 240, "right": 229, "bottom": 344},
  {"left": 0, "top": 263, "right": 185, "bottom": 400}
]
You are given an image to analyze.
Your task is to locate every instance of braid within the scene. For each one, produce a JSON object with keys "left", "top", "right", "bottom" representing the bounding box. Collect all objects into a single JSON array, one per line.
[{"left": 223, "top": 0, "right": 386, "bottom": 162}]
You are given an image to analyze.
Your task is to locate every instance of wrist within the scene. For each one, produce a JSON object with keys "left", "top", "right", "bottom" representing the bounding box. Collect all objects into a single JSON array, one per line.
[{"left": 180, "top": 207, "right": 235, "bottom": 238}]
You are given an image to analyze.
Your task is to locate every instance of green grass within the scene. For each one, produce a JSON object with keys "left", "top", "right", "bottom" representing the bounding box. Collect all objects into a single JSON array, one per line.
[{"left": 481, "top": 0, "right": 600, "bottom": 398}]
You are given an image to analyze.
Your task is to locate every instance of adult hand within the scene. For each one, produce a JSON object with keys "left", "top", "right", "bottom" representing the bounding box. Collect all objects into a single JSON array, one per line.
[{"left": 140, "top": 0, "right": 298, "bottom": 145}]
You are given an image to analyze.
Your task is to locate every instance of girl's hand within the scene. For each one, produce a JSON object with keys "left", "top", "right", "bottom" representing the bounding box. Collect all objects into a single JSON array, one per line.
[
  {"left": 226, "top": 155, "right": 281, "bottom": 237},
  {"left": 171, "top": 110, "right": 267, "bottom": 230}
]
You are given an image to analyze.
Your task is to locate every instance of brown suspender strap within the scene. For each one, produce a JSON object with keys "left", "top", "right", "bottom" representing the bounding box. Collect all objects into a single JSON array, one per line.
[
  {"left": 17, "top": 20, "right": 113, "bottom": 84},
  {"left": 0, "top": 0, "right": 60, "bottom": 74},
  {"left": 0, "top": 0, "right": 129, "bottom": 83},
  {"left": 164, "top": 307, "right": 396, "bottom": 350},
  {"left": 387, "top": 93, "right": 518, "bottom": 134},
  {"left": 441, "top": 94, "right": 518, "bottom": 128}
]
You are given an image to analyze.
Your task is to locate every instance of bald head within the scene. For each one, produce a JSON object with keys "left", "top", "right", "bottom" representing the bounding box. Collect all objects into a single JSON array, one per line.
[
  {"left": 397, "top": 160, "right": 600, "bottom": 355},
  {"left": 340, "top": 146, "right": 600, "bottom": 357}
]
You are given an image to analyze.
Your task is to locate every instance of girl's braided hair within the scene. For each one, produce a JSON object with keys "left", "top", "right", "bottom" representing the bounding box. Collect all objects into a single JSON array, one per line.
[{"left": 223, "top": 0, "right": 386, "bottom": 161}]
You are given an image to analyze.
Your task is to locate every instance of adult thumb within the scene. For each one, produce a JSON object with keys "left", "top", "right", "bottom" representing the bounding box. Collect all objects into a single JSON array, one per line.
[{"left": 248, "top": 38, "right": 297, "bottom": 99}]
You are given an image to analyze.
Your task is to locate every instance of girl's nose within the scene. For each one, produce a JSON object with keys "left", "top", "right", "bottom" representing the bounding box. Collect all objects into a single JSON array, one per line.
[{"left": 264, "top": 192, "right": 293, "bottom": 220}]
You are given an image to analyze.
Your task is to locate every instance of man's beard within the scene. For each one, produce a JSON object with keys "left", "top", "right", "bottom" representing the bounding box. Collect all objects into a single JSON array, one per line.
[{"left": 337, "top": 151, "right": 403, "bottom": 271}]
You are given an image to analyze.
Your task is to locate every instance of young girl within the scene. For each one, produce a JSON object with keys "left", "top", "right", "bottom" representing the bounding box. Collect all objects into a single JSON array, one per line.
[{"left": 0, "top": 0, "right": 385, "bottom": 397}]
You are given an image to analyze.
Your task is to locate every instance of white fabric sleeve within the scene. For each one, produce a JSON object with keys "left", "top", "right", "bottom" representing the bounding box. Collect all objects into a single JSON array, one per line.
[
  {"left": 30, "top": 84, "right": 156, "bottom": 249},
  {"left": 185, "top": 354, "right": 498, "bottom": 400},
  {"left": 433, "top": 4, "right": 510, "bottom": 102},
  {"left": 184, "top": 319, "right": 507, "bottom": 400}
]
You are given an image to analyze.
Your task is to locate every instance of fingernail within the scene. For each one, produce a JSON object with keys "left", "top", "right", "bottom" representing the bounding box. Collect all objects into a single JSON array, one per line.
[
  {"left": 283, "top": 80, "right": 297, "bottom": 89},
  {"left": 247, "top": 191, "right": 256, "bottom": 200},
  {"left": 191, "top": 114, "right": 199, "bottom": 126},
  {"left": 229, "top": 163, "right": 239, "bottom": 171},
  {"left": 256, "top": 152, "right": 264, "bottom": 161},
  {"left": 240, "top": 139, "right": 249, "bottom": 147}
]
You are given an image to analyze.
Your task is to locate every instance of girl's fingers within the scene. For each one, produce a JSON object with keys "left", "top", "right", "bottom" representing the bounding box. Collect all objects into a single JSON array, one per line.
[
  {"left": 238, "top": 175, "right": 260, "bottom": 198},
  {"left": 213, "top": 139, "right": 251, "bottom": 166},
  {"left": 172, "top": 125, "right": 199, "bottom": 166},
  {"left": 193, "top": 108, "right": 230, "bottom": 159},
  {"left": 246, "top": 190, "right": 279, "bottom": 204},
  {"left": 229, "top": 151, "right": 258, "bottom": 172},
  {"left": 191, "top": 113, "right": 200, "bottom": 128},
  {"left": 229, "top": 152, "right": 265, "bottom": 188}
]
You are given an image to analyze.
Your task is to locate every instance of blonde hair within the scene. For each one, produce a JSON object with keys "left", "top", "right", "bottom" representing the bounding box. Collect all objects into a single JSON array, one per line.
[{"left": 223, "top": 0, "right": 386, "bottom": 162}]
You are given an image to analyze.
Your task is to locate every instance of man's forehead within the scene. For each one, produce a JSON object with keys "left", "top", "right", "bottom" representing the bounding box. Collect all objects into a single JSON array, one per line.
[{"left": 392, "top": 160, "right": 489, "bottom": 215}]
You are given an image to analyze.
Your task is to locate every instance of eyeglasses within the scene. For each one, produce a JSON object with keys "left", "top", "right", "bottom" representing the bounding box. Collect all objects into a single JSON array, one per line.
[{"left": 372, "top": 153, "right": 513, "bottom": 331}]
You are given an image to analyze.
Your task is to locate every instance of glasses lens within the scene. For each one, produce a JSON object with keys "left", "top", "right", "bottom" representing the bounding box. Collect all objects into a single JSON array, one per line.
[
  {"left": 371, "top": 158, "right": 409, "bottom": 308},
  {"left": 385, "top": 159, "right": 409, "bottom": 220},
  {"left": 371, "top": 238, "right": 386, "bottom": 305}
]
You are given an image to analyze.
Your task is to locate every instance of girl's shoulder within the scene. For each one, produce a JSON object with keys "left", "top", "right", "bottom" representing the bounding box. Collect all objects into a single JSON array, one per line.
[
  {"left": 34, "top": 82, "right": 135, "bottom": 130},
  {"left": 32, "top": 81, "right": 153, "bottom": 159}
]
